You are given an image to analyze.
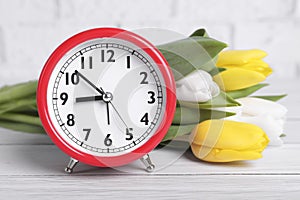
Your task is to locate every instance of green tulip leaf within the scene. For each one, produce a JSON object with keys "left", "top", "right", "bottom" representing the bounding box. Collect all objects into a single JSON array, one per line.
[
  {"left": 162, "top": 124, "right": 195, "bottom": 142},
  {"left": 190, "top": 28, "right": 210, "bottom": 37},
  {"left": 252, "top": 94, "right": 287, "bottom": 102},
  {"left": 208, "top": 66, "right": 226, "bottom": 76},
  {"left": 227, "top": 83, "right": 269, "bottom": 99},
  {"left": 172, "top": 106, "right": 235, "bottom": 125},
  {"left": 177, "top": 91, "right": 241, "bottom": 109},
  {"left": 280, "top": 133, "right": 286, "bottom": 137},
  {"left": 158, "top": 36, "right": 227, "bottom": 81},
  {"left": 157, "top": 140, "right": 190, "bottom": 150}
]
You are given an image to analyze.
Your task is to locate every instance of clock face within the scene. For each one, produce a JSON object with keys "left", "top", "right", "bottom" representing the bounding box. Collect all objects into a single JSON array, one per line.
[{"left": 46, "top": 37, "right": 167, "bottom": 157}]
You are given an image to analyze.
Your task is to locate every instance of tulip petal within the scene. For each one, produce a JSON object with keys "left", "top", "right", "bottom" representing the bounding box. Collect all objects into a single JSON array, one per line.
[
  {"left": 237, "top": 97, "right": 288, "bottom": 119},
  {"left": 238, "top": 115, "right": 284, "bottom": 146},
  {"left": 240, "top": 61, "right": 273, "bottom": 77},
  {"left": 176, "top": 70, "right": 220, "bottom": 102},
  {"left": 213, "top": 68, "right": 266, "bottom": 91},
  {"left": 216, "top": 49, "right": 267, "bottom": 66},
  {"left": 191, "top": 120, "right": 269, "bottom": 151},
  {"left": 191, "top": 144, "right": 263, "bottom": 162},
  {"left": 176, "top": 84, "right": 212, "bottom": 102},
  {"left": 222, "top": 59, "right": 269, "bottom": 69}
]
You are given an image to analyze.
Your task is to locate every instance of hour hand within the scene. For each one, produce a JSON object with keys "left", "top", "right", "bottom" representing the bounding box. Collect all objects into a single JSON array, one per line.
[{"left": 75, "top": 95, "right": 103, "bottom": 103}]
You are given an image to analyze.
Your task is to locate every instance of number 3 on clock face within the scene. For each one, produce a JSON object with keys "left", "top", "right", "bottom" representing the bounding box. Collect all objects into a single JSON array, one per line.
[{"left": 37, "top": 28, "right": 176, "bottom": 168}]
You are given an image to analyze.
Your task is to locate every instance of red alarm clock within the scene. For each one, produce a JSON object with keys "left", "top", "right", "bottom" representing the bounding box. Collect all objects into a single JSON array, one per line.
[{"left": 37, "top": 28, "right": 176, "bottom": 173}]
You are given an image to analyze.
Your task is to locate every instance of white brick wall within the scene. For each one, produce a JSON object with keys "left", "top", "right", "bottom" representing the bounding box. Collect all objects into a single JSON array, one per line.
[{"left": 0, "top": 0, "right": 299, "bottom": 85}]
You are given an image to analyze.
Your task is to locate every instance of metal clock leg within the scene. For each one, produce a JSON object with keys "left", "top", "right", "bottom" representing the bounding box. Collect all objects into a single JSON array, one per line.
[
  {"left": 140, "top": 154, "right": 155, "bottom": 172},
  {"left": 65, "top": 157, "right": 79, "bottom": 174}
]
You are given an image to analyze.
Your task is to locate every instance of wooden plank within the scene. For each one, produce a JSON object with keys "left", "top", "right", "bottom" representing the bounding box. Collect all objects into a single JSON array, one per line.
[
  {"left": 0, "top": 175, "right": 299, "bottom": 200},
  {"left": 0, "top": 144, "right": 299, "bottom": 176}
]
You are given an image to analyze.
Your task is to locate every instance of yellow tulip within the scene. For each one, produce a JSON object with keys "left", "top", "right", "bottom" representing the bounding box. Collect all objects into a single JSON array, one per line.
[
  {"left": 214, "top": 49, "right": 273, "bottom": 91},
  {"left": 190, "top": 120, "right": 269, "bottom": 162},
  {"left": 216, "top": 49, "right": 267, "bottom": 66},
  {"left": 213, "top": 68, "right": 266, "bottom": 91}
]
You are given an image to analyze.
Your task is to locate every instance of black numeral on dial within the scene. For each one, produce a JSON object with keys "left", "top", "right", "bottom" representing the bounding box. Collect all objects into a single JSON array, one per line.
[
  {"left": 81, "top": 56, "right": 93, "bottom": 69},
  {"left": 126, "top": 128, "right": 133, "bottom": 140},
  {"left": 140, "top": 113, "right": 149, "bottom": 125},
  {"left": 126, "top": 56, "right": 130, "bottom": 69},
  {"left": 148, "top": 91, "right": 155, "bottom": 104},
  {"left": 140, "top": 72, "right": 148, "bottom": 84},
  {"left": 66, "top": 72, "right": 79, "bottom": 85},
  {"left": 67, "top": 114, "right": 75, "bottom": 126},
  {"left": 60, "top": 92, "right": 68, "bottom": 105},
  {"left": 104, "top": 134, "right": 113, "bottom": 146},
  {"left": 101, "top": 50, "right": 115, "bottom": 62},
  {"left": 83, "top": 128, "right": 91, "bottom": 141}
]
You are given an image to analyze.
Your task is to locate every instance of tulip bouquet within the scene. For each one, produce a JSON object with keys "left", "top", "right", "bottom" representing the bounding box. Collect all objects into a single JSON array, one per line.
[{"left": 0, "top": 28, "right": 287, "bottom": 163}]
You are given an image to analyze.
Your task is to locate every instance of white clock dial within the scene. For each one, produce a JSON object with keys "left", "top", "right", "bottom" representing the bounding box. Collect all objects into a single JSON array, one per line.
[{"left": 47, "top": 38, "right": 167, "bottom": 157}]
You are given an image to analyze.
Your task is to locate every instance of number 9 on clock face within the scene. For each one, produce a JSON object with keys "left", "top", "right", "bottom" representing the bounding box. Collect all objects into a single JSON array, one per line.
[{"left": 38, "top": 28, "right": 176, "bottom": 167}]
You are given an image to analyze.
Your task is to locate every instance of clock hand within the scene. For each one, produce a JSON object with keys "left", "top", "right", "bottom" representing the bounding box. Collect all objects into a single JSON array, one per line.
[
  {"left": 74, "top": 71, "right": 112, "bottom": 125},
  {"left": 100, "top": 87, "right": 112, "bottom": 125},
  {"left": 75, "top": 95, "right": 103, "bottom": 103},
  {"left": 100, "top": 87, "right": 128, "bottom": 128},
  {"left": 74, "top": 70, "right": 104, "bottom": 95},
  {"left": 106, "top": 102, "right": 110, "bottom": 125},
  {"left": 73, "top": 73, "right": 127, "bottom": 128},
  {"left": 109, "top": 102, "right": 128, "bottom": 129}
]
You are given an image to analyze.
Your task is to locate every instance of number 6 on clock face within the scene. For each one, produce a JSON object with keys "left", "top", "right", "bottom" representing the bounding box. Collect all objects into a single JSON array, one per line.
[{"left": 37, "top": 28, "right": 176, "bottom": 168}]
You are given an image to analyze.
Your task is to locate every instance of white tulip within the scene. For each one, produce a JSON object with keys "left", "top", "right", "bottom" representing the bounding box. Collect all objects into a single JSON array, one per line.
[
  {"left": 176, "top": 70, "right": 220, "bottom": 102},
  {"left": 235, "top": 97, "right": 287, "bottom": 146},
  {"left": 236, "top": 97, "right": 287, "bottom": 120}
]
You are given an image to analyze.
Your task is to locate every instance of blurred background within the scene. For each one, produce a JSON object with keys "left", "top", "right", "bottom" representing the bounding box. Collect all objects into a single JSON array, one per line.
[{"left": 0, "top": 0, "right": 299, "bottom": 85}]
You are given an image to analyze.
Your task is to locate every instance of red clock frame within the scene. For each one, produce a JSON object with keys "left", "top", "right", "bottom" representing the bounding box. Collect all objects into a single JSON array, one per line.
[{"left": 37, "top": 27, "right": 176, "bottom": 167}]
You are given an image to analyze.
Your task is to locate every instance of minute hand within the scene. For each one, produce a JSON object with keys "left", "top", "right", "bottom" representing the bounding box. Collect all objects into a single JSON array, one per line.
[{"left": 75, "top": 70, "right": 104, "bottom": 95}]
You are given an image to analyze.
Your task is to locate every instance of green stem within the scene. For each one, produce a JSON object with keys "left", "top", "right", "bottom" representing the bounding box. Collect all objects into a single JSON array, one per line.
[
  {"left": 0, "top": 81, "right": 38, "bottom": 104},
  {"left": 0, "top": 98, "right": 37, "bottom": 114},
  {"left": 162, "top": 124, "right": 195, "bottom": 142},
  {"left": 0, "top": 121, "right": 45, "bottom": 134},
  {"left": 0, "top": 113, "right": 42, "bottom": 127}
]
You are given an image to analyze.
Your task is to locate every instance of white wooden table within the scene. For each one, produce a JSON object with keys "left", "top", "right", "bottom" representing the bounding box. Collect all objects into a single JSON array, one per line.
[{"left": 0, "top": 78, "right": 299, "bottom": 199}]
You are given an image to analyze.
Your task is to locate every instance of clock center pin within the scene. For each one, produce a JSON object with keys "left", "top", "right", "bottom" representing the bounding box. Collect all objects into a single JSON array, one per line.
[{"left": 103, "top": 92, "right": 113, "bottom": 102}]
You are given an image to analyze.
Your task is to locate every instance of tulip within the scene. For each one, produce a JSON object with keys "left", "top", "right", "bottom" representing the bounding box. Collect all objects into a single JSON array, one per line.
[
  {"left": 216, "top": 49, "right": 272, "bottom": 77},
  {"left": 213, "top": 49, "right": 273, "bottom": 92},
  {"left": 176, "top": 70, "right": 220, "bottom": 102},
  {"left": 234, "top": 97, "right": 288, "bottom": 146},
  {"left": 190, "top": 120, "right": 269, "bottom": 162}
]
